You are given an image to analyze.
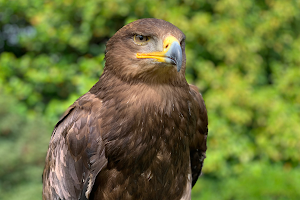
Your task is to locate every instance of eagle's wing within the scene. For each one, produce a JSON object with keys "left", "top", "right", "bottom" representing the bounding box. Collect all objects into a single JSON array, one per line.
[
  {"left": 43, "top": 93, "right": 107, "bottom": 200},
  {"left": 189, "top": 85, "right": 208, "bottom": 187}
]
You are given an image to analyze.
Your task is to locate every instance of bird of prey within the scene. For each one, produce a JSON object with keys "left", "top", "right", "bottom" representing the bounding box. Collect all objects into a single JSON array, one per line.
[{"left": 43, "top": 18, "right": 208, "bottom": 200}]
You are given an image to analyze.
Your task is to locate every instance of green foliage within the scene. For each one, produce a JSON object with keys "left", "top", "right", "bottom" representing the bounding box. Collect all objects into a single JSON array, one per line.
[
  {"left": 0, "top": 0, "right": 299, "bottom": 199},
  {"left": 0, "top": 94, "right": 51, "bottom": 199}
]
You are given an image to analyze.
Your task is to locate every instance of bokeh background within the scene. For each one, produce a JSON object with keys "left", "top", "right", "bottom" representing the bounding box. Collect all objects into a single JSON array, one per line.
[{"left": 1, "top": 0, "right": 300, "bottom": 199}]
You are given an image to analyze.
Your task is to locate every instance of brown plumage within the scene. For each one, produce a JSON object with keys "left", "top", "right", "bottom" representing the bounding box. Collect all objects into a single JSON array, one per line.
[{"left": 43, "top": 18, "right": 208, "bottom": 200}]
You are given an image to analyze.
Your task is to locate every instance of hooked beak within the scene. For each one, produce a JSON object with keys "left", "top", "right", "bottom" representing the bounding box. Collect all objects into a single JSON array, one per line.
[{"left": 136, "top": 36, "right": 183, "bottom": 72}]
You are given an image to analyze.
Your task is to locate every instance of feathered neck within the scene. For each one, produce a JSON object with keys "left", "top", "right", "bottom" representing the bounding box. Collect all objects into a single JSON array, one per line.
[{"left": 89, "top": 70, "right": 191, "bottom": 117}]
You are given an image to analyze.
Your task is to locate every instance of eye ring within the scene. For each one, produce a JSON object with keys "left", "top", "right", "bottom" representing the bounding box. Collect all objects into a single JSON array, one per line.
[{"left": 134, "top": 34, "right": 150, "bottom": 45}]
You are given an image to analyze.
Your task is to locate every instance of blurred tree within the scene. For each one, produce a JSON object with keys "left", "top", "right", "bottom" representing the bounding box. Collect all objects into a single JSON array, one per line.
[
  {"left": 0, "top": 93, "right": 51, "bottom": 199},
  {"left": 0, "top": 0, "right": 300, "bottom": 199}
]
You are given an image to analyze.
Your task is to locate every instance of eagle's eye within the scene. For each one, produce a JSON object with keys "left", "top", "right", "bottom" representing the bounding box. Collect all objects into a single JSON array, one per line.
[{"left": 134, "top": 34, "right": 150, "bottom": 45}]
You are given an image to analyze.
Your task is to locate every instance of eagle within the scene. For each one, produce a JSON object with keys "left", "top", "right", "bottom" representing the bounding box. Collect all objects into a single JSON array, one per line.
[{"left": 43, "top": 18, "right": 208, "bottom": 200}]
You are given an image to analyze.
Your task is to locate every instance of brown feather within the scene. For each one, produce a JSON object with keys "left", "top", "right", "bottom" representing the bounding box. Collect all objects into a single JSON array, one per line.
[{"left": 43, "top": 18, "right": 208, "bottom": 200}]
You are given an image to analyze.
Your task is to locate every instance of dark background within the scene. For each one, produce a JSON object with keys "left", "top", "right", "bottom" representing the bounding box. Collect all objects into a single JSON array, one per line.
[{"left": 0, "top": 0, "right": 300, "bottom": 199}]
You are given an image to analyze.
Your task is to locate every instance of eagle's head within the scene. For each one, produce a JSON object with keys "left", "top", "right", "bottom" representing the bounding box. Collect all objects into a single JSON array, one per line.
[{"left": 104, "top": 18, "right": 186, "bottom": 85}]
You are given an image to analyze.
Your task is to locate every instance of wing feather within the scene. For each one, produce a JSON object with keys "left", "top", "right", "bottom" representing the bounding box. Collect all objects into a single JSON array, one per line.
[
  {"left": 43, "top": 93, "right": 108, "bottom": 200},
  {"left": 189, "top": 85, "right": 208, "bottom": 187}
]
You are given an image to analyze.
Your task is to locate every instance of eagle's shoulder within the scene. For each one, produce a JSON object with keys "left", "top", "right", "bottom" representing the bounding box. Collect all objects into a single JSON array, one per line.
[
  {"left": 189, "top": 84, "right": 206, "bottom": 113},
  {"left": 43, "top": 92, "right": 107, "bottom": 200}
]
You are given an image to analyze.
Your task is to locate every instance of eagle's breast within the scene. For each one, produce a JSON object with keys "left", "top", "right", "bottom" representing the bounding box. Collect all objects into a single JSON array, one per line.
[{"left": 91, "top": 83, "right": 196, "bottom": 200}]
